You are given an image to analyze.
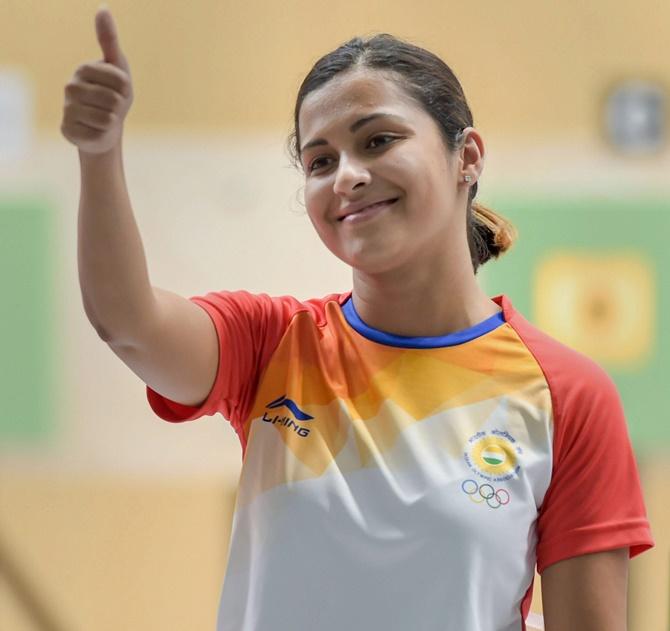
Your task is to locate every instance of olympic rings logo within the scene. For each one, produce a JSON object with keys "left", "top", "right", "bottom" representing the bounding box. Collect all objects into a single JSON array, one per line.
[{"left": 461, "top": 479, "right": 510, "bottom": 509}]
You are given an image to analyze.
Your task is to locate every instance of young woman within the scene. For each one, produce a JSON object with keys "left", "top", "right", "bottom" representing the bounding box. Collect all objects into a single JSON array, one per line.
[{"left": 63, "top": 8, "right": 654, "bottom": 631}]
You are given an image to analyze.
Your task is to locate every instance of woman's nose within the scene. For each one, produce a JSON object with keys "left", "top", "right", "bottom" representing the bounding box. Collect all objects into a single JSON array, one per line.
[{"left": 332, "top": 154, "right": 371, "bottom": 195}]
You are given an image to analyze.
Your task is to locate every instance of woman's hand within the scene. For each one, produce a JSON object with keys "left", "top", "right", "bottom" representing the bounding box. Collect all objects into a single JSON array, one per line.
[{"left": 61, "top": 7, "right": 134, "bottom": 155}]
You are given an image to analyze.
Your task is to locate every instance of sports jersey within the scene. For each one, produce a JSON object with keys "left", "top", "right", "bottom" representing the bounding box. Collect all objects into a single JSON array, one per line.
[{"left": 146, "top": 290, "right": 654, "bottom": 631}]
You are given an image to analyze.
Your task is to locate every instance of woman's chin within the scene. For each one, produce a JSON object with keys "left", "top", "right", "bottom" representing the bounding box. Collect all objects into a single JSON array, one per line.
[{"left": 344, "top": 249, "right": 409, "bottom": 276}]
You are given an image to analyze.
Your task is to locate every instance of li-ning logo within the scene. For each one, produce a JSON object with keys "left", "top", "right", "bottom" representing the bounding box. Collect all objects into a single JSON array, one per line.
[{"left": 261, "top": 394, "right": 313, "bottom": 438}]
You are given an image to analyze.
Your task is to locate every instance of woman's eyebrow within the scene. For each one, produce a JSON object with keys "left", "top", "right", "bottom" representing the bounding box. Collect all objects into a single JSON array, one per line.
[{"left": 300, "top": 112, "right": 407, "bottom": 153}]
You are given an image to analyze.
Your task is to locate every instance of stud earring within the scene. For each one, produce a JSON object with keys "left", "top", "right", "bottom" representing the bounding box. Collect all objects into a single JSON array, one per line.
[{"left": 464, "top": 175, "right": 472, "bottom": 183}]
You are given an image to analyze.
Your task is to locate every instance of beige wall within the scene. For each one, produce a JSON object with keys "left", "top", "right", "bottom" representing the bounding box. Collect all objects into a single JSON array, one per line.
[
  {"left": 0, "top": 472, "right": 236, "bottom": 631},
  {"left": 1, "top": 0, "right": 668, "bottom": 629},
  {"left": 2, "top": 0, "right": 669, "bottom": 141}
]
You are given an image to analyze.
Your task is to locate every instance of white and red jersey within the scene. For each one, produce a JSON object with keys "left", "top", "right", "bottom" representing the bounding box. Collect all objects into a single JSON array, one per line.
[{"left": 147, "top": 291, "right": 654, "bottom": 631}]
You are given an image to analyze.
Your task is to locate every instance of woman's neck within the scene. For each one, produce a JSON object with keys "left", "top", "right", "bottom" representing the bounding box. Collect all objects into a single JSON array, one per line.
[{"left": 350, "top": 262, "right": 501, "bottom": 338}]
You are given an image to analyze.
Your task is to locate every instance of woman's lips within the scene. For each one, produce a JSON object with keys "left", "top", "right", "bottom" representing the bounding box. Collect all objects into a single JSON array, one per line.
[{"left": 340, "top": 198, "right": 399, "bottom": 223}]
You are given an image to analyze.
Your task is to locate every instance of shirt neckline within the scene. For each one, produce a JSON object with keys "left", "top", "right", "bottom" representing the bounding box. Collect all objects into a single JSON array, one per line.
[{"left": 340, "top": 293, "right": 507, "bottom": 349}]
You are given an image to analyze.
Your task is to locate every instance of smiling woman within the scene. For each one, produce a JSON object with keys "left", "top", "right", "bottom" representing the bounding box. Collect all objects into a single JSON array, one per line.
[
  {"left": 142, "top": 32, "right": 655, "bottom": 631},
  {"left": 66, "top": 12, "right": 655, "bottom": 630}
]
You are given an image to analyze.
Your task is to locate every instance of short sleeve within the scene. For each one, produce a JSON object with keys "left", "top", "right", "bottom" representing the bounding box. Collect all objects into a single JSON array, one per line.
[
  {"left": 535, "top": 358, "right": 655, "bottom": 574},
  {"left": 146, "top": 290, "right": 294, "bottom": 436}
]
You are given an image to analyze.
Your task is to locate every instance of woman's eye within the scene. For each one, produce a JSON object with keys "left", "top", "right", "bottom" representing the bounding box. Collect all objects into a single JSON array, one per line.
[
  {"left": 368, "top": 134, "right": 396, "bottom": 148},
  {"left": 307, "top": 135, "right": 397, "bottom": 173},
  {"left": 309, "top": 157, "right": 329, "bottom": 172}
]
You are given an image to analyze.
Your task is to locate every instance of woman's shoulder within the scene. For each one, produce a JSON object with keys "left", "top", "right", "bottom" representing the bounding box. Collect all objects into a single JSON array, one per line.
[
  {"left": 188, "top": 287, "right": 352, "bottom": 327},
  {"left": 501, "top": 296, "right": 621, "bottom": 415}
]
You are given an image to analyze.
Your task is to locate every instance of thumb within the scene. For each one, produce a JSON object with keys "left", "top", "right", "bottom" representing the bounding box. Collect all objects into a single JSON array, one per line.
[{"left": 95, "top": 7, "right": 126, "bottom": 69}]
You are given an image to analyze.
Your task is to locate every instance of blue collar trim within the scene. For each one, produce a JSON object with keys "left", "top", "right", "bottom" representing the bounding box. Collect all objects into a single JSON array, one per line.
[{"left": 341, "top": 295, "right": 506, "bottom": 349}]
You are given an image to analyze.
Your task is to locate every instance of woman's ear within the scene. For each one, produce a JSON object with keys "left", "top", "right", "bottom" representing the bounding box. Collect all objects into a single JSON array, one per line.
[{"left": 459, "top": 127, "right": 485, "bottom": 182}]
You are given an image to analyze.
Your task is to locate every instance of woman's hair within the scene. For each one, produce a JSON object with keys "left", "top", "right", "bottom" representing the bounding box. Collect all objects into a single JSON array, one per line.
[{"left": 286, "top": 34, "right": 517, "bottom": 274}]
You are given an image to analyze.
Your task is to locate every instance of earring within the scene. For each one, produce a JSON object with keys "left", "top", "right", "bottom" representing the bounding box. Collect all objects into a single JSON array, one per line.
[{"left": 464, "top": 175, "right": 472, "bottom": 183}]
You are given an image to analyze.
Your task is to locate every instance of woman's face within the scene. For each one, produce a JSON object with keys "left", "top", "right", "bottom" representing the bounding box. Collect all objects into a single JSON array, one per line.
[{"left": 298, "top": 68, "right": 473, "bottom": 276}]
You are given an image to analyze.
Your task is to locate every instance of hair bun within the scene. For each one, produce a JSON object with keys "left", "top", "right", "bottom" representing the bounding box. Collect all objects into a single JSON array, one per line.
[{"left": 469, "top": 202, "right": 518, "bottom": 271}]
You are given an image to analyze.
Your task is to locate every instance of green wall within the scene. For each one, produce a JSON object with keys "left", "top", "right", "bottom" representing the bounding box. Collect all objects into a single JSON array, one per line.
[
  {"left": 0, "top": 196, "right": 58, "bottom": 443},
  {"left": 480, "top": 195, "right": 670, "bottom": 451}
]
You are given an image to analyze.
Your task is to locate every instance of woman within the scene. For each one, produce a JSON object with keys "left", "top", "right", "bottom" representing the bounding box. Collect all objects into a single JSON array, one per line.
[{"left": 63, "top": 8, "right": 654, "bottom": 631}]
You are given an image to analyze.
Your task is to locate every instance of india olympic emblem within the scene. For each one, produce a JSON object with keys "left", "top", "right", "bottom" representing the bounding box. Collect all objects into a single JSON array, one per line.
[
  {"left": 463, "top": 429, "right": 523, "bottom": 483},
  {"left": 461, "top": 479, "right": 510, "bottom": 509}
]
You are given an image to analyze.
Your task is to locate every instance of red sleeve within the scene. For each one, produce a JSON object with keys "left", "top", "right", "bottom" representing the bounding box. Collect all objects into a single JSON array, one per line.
[
  {"left": 505, "top": 307, "right": 655, "bottom": 575},
  {"left": 145, "top": 290, "right": 298, "bottom": 445},
  {"left": 535, "top": 359, "right": 654, "bottom": 573}
]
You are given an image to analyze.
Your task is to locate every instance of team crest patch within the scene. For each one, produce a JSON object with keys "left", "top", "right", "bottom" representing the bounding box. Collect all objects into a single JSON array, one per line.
[{"left": 464, "top": 429, "right": 522, "bottom": 482}]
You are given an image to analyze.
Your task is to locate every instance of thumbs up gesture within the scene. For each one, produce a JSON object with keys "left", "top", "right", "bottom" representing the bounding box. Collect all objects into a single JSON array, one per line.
[{"left": 61, "top": 7, "right": 134, "bottom": 155}]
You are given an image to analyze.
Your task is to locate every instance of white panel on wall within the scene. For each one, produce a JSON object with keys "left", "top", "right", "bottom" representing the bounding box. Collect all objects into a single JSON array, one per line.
[{"left": 0, "top": 68, "right": 33, "bottom": 164}]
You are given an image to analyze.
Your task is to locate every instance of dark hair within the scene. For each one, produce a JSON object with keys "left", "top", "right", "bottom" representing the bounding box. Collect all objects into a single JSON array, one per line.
[{"left": 286, "top": 34, "right": 517, "bottom": 274}]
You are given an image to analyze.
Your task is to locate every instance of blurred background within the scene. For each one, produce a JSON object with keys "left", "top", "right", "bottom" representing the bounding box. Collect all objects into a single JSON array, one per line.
[{"left": 0, "top": 0, "right": 668, "bottom": 629}]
